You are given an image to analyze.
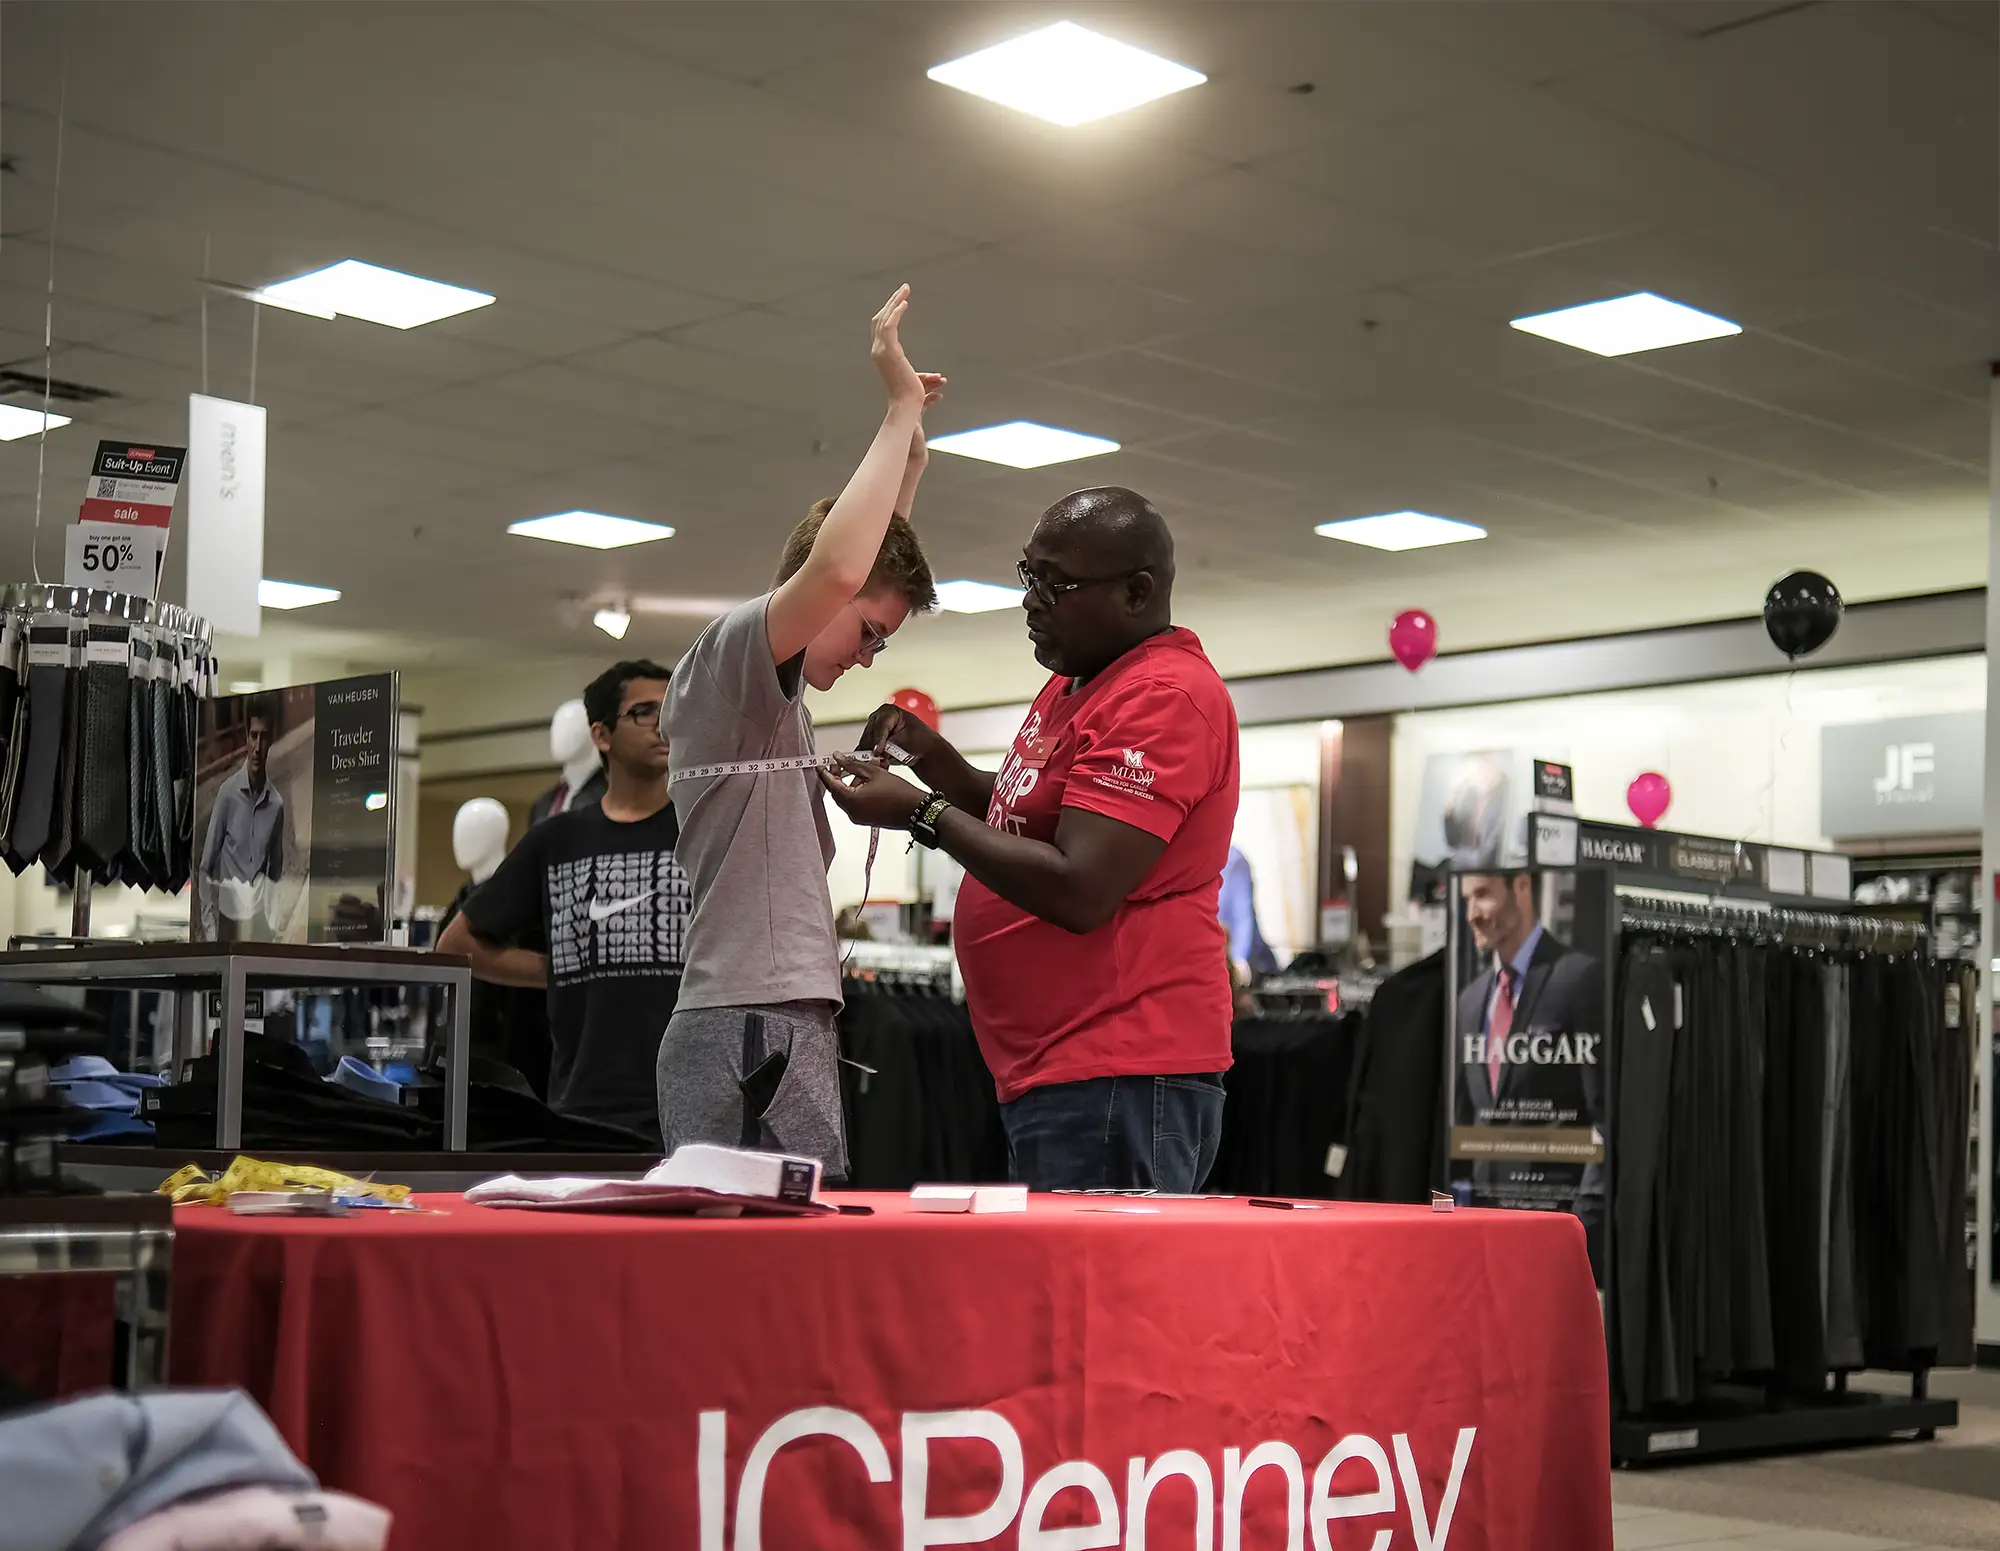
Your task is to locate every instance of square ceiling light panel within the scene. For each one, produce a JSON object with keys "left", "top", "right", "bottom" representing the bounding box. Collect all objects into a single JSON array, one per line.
[
  {"left": 1315, "top": 512, "right": 1487, "bottom": 552},
  {"left": 0, "top": 404, "right": 71, "bottom": 440},
  {"left": 1510, "top": 293, "right": 1741, "bottom": 357},
  {"left": 928, "top": 22, "right": 1205, "bottom": 126},
  {"left": 259, "top": 580, "right": 342, "bottom": 609},
  {"left": 253, "top": 260, "right": 494, "bottom": 329},
  {"left": 936, "top": 579, "right": 1024, "bottom": 614},
  {"left": 508, "top": 511, "right": 676, "bottom": 549},
  {"left": 927, "top": 422, "right": 1120, "bottom": 469}
]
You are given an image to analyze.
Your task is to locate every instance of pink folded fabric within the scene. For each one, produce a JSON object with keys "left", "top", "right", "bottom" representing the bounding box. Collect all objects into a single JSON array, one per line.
[{"left": 99, "top": 1485, "right": 391, "bottom": 1551}]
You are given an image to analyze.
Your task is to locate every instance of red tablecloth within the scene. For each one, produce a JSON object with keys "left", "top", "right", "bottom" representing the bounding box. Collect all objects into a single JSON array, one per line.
[{"left": 169, "top": 1193, "right": 1611, "bottom": 1551}]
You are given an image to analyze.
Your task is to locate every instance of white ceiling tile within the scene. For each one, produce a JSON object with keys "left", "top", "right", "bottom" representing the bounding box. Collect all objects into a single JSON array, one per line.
[
  {"left": 1561, "top": 1, "right": 1997, "bottom": 242},
  {"left": 1033, "top": 347, "right": 1318, "bottom": 428},
  {"left": 1355, "top": 0, "right": 1678, "bottom": 83}
]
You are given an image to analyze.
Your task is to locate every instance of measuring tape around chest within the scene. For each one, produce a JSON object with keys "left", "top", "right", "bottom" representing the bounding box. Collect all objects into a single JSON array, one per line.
[
  {"left": 668, "top": 744, "right": 913, "bottom": 962},
  {"left": 666, "top": 743, "right": 910, "bottom": 786}
]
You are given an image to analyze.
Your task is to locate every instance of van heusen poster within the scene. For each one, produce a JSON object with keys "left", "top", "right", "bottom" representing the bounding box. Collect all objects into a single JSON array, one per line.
[{"left": 193, "top": 673, "right": 398, "bottom": 944}]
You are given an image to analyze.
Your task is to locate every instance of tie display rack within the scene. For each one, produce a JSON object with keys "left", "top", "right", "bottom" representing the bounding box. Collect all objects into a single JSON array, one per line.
[{"left": 0, "top": 582, "right": 216, "bottom": 938}]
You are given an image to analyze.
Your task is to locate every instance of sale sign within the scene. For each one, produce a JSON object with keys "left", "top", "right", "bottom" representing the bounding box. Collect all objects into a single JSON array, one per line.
[
  {"left": 65, "top": 439, "right": 186, "bottom": 598},
  {"left": 78, "top": 441, "right": 185, "bottom": 527}
]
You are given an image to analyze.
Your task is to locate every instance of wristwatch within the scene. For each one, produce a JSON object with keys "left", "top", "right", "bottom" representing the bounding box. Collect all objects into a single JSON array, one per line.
[{"left": 909, "top": 793, "right": 952, "bottom": 849}]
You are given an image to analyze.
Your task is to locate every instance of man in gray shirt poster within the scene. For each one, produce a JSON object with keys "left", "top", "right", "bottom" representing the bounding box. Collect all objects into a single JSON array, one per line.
[
  {"left": 199, "top": 695, "right": 286, "bottom": 942},
  {"left": 660, "top": 285, "right": 941, "bottom": 1179}
]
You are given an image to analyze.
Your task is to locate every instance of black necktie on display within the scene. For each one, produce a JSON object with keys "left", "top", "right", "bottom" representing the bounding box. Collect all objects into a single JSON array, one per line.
[
  {"left": 146, "top": 663, "right": 175, "bottom": 887},
  {"left": 119, "top": 637, "right": 153, "bottom": 890},
  {"left": 166, "top": 670, "right": 197, "bottom": 892},
  {"left": 75, "top": 622, "right": 130, "bottom": 881},
  {"left": 0, "top": 690, "right": 27, "bottom": 861},
  {"left": 4, "top": 625, "right": 71, "bottom": 875},
  {"left": 40, "top": 641, "right": 84, "bottom": 879}
]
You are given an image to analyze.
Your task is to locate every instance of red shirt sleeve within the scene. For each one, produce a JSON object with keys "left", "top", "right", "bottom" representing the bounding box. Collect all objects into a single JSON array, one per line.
[{"left": 1062, "top": 676, "right": 1219, "bottom": 842}]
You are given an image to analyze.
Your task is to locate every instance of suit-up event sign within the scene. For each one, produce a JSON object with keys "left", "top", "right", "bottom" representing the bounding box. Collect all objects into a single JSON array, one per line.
[
  {"left": 191, "top": 673, "right": 398, "bottom": 945},
  {"left": 1447, "top": 866, "right": 1612, "bottom": 1280},
  {"left": 62, "top": 440, "right": 187, "bottom": 598}
]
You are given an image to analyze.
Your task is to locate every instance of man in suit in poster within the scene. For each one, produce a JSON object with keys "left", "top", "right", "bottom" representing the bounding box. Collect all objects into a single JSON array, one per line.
[{"left": 1454, "top": 872, "right": 1606, "bottom": 1267}]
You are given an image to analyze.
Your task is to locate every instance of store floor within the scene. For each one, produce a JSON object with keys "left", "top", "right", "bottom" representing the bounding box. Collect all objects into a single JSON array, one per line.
[{"left": 1611, "top": 1370, "right": 2000, "bottom": 1550}]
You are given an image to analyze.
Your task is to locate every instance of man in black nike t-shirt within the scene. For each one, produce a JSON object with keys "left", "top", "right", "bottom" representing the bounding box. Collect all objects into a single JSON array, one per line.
[{"left": 440, "top": 660, "right": 689, "bottom": 1143}]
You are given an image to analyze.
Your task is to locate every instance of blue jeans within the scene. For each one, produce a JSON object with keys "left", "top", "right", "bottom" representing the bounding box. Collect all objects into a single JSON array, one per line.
[{"left": 1001, "top": 1073, "right": 1226, "bottom": 1192}]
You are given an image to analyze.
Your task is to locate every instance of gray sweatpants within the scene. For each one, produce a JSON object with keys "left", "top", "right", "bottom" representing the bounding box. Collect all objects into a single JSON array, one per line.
[{"left": 657, "top": 1001, "right": 849, "bottom": 1183}]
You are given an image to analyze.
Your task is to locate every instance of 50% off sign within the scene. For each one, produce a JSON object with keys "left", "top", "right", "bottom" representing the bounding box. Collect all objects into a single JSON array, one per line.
[{"left": 65, "top": 520, "right": 167, "bottom": 597}]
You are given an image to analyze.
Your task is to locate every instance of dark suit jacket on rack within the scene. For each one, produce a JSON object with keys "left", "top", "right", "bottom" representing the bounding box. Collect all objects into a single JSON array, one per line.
[
  {"left": 528, "top": 766, "right": 606, "bottom": 828},
  {"left": 1454, "top": 930, "right": 1606, "bottom": 1233}
]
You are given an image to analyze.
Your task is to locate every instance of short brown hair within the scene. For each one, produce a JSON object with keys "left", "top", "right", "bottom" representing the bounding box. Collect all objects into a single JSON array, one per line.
[{"left": 776, "top": 500, "right": 937, "bottom": 613}]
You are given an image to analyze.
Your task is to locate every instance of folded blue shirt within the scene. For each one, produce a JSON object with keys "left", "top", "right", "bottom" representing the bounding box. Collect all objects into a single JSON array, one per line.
[{"left": 328, "top": 1056, "right": 402, "bottom": 1107}]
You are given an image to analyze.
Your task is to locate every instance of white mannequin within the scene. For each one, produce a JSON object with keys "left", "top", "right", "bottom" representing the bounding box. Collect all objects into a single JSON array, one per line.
[
  {"left": 452, "top": 798, "right": 511, "bottom": 885},
  {"left": 549, "top": 699, "right": 600, "bottom": 799}
]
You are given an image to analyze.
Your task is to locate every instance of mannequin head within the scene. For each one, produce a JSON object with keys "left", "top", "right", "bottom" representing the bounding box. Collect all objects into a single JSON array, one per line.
[
  {"left": 452, "top": 798, "right": 510, "bottom": 885},
  {"left": 548, "top": 699, "right": 600, "bottom": 789}
]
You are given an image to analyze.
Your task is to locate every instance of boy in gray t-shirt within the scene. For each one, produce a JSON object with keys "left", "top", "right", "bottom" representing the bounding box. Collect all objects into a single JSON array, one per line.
[{"left": 659, "top": 286, "right": 941, "bottom": 1179}]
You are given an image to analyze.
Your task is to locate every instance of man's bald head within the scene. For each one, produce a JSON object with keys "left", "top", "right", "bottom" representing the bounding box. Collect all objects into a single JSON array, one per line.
[
  {"left": 1035, "top": 487, "right": 1176, "bottom": 585},
  {"left": 1020, "top": 487, "right": 1177, "bottom": 682}
]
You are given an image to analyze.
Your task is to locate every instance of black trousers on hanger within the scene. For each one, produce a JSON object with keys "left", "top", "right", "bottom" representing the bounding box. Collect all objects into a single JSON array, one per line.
[{"left": 1612, "top": 941, "right": 1676, "bottom": 1414}]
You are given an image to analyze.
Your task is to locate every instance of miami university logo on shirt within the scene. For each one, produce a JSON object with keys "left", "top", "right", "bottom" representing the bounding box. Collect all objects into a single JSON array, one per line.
[{"left": 1122, "top": 749, "right": 1145, "bottom": 769}]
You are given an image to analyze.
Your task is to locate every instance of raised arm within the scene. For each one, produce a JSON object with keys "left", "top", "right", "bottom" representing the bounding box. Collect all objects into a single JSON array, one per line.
[
  {"left": 895, "top": 420, "right": 930, "bottom": 521},
  {"left": 765, "top": 285, "right": 942, "bottom": 667}
]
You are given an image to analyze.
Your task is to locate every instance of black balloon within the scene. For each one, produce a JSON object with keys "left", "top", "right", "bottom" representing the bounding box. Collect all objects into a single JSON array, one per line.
[{"left": 1763, "top": 570, "right": 1843, "bottom": 658}]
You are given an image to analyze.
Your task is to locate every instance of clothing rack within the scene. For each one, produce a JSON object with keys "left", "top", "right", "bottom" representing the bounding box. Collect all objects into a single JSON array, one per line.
[
  {"left": 1616, "top": 890, "right": 1930, "bottom": 953},
  {"left": 1609, "top": 883, "right": 1964, "bottom": 1465}
]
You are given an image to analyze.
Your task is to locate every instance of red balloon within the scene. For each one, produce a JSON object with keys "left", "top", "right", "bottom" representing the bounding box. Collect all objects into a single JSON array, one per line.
[
  {"left": 890, "top": 687, "right": 940, "bottom": 731},
  {"left": 1388, "top": 610, "right": 1438, "bottom": 673},
  {"left": 1627, "top": 771, "right": 1672, "bottom": 829}
]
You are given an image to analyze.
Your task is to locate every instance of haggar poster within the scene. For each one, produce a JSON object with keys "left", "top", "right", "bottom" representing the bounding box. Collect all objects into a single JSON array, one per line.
[
  {"left": 193, "top": 673, "right": 397, "bottom": 945},
  {"left": 1446, "top": 866, "right": 1613, "bottom": 1282}
]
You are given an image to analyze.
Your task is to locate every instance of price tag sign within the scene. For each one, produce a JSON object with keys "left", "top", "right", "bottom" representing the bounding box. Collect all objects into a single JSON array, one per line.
[{"left": 65, "top": 519, "right": 167, "bottom": 596}]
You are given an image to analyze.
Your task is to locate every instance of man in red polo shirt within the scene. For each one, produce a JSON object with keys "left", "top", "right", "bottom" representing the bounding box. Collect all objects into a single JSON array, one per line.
[{"left": 822, "top": 487, "right": 1240, "bottom": 1190}]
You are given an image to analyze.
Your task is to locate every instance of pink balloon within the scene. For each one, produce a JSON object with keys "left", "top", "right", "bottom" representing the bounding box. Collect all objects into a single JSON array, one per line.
[
  {"left": 1388, "top": 609, "right": 1438, "bottom": 673},
  {"left": 1627, "top": 771, "right": 1672, "bottom": 829}
]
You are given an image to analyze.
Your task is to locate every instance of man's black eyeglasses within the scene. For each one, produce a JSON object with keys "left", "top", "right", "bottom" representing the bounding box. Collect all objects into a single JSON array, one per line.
[
  {"left": 614, "top": 699, "right": 663, "bottom": 728},
  {"left": 1016, "top": 560, "right": 1146, "bottom": 607}
]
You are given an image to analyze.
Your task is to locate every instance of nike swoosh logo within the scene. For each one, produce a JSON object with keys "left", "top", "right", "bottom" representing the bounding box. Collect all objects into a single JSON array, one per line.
[{"left": 587, "top": 891, "right": 655, "bottom": 923}]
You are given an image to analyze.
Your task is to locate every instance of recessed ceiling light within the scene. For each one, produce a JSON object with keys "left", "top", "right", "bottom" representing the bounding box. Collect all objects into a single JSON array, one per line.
[
  {"left": 631, "top": 595, "right": 743, "bottom": 619},
  {"left": 927, "top": 421, "right": 1120, "bottom": 469},
  {"left": 1314, "top": 512, "right": 1487, "bottom": 552},
  {"left": 252, "top": 260, "right": 495, "bottom": 329},
  {"left": 258, "top": 579, "right": 341, "bottom": 609},
  {"left": 1509, "top": 292, "right": 1741, "bottom": 357},
  {"left": 592, "top": 607, "right": 632, "bottom": 640},
  {"left": 928, "top": 22, "right": 1206, "bottom": 126},
  {"left": 227, "top": 680, "right": 263, "bottom": 694},
  {"left": 935, "top": 579, "right": 1023, "bottom": 614},
  {"left": 509, "top": 511, "right": 676, "bottom": 550},
  {"left": 0, "top": 404, "right": 71, "bottom": 440}
]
